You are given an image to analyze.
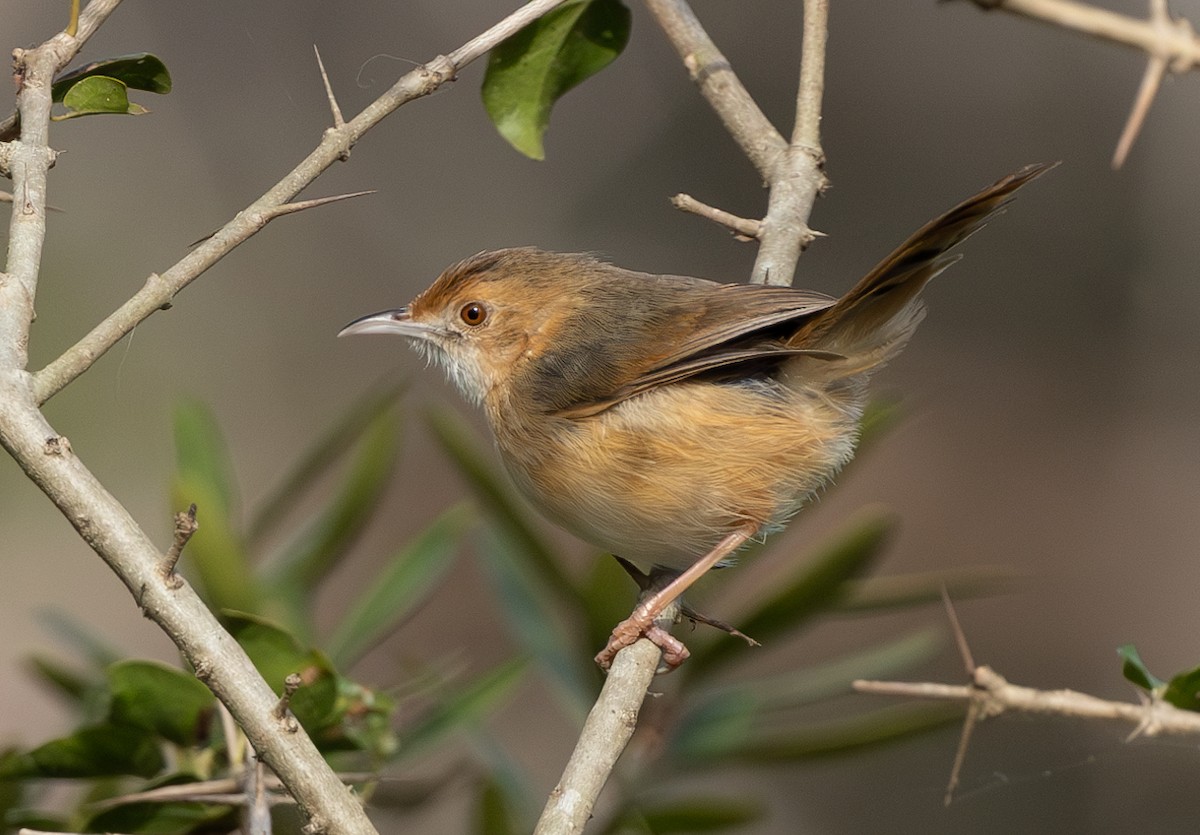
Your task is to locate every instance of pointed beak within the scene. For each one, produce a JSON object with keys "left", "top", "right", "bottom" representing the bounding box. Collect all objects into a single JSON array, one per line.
[{"left": 338, "top": 308, "right": 439, "bottom": 340}]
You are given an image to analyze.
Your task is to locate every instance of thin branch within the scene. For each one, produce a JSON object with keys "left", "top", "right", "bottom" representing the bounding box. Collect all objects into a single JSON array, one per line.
[
  {"left": 30, "top": 0, "right": 572, "bottom": 405},
  {"left": 966, "top": 0, "right": 1200, "bottom": 166},
  {"left": 854, "top": 665, "right": 1200, "bottom": 735},
  {"left": 161, "top": 503, "right": 198, "bottom": 586},
  {"left": 643, "top": 0, "right": 786, "bottom": 181},
  {"left": 750, "top": 0, "right": 829, "bottom": 286},
  {"left": 534, "top": 636, "right": 665, "bottom": 834},
  {"left": 670, "top": 193, "right": 762, "bottom": 239}
]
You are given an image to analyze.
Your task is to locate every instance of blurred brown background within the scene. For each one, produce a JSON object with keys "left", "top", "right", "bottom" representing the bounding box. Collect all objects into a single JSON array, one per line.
[{"left": 3, "top": 0, "right": 1200, "bottom": 832}]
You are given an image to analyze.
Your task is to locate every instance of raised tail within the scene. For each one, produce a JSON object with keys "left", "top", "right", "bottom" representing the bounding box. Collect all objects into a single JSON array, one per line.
[{"left": 789, "top": 163, "right": 1055, "bottom": 375}]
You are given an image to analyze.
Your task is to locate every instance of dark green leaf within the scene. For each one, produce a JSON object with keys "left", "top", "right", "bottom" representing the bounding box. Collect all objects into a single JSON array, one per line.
[
  {"left": 248, "top": 382, "right": 405, "bottom": 546},
  {"left": 57, "top": 76, "right": 149, "bottom": 118},
  {"left": 482, "top": 0, "right": 631, "bottom": 159},
  {"left": 327, "top": 504, "right": 470, "bottom": 666},
  {"left": 1118, "top": 644, "right": 1164, "bottom": 692},
  {"left": 580, "top": 553, "right": 644, "bottom": 661},
  {"left": 85, "top": 803, "right": 232, "bottom": 834},
  {"left": 225, "top": 613, "right": 338, "bottom": 733},
  {"left": 25, "top": 654, "right": 93, "bottom": 704},
  {"left": 4, "top": 724, "right": 164, "bottom": 778},
  {"left": 172, "top": 401, "right": 258, "bottom": 612},
  {"left": 836, "top": 565, "right": 1018, "bottom": 614},
  {"left": 477, "top": 529, "right": 595, "bottom": 709},
  {"left": 427, "top": 407, "right": 580, "bottom": 606},
  {"left": 627, "top": 799, "right": 762, "bottom": 833},
  {"left": 475, "top": 778, "right": 519, "bottom": 835},
  {"left": 1163, "top": 664, "right": 1200, "bottom": 712},
  {"left": 267, "top": 406, "right": 400, "bottom": 597},
  {"left": 397, "top": 658, "right": 526, "bottom": 760},
  {"left": 709, "top": 702, "right": 962, "bottom": 764},
  {"left": 36, "top": 609, "right": 123, "bottom": 668},
  {"left": 53, "top": 53, "right": 172, "bottom": 101},
  {"left": 107, "top": 660, "right": 215, "bottom": 746},
  {"left": 685, "top": 509, "right": 897, "bottom": 680}
]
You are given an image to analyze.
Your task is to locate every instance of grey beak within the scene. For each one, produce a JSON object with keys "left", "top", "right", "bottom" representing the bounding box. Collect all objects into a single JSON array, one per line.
[{"left": 338, "top": 308, "right": 436, "bottom": 339}]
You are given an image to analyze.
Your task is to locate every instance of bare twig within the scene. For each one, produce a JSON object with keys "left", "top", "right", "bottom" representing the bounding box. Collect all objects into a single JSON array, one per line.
[
  {"left": 30, "top": 0, "right": 572, "bottom": 405},
  {"left": 161, "top": 503, "right": 198, "bottom": 586},
  {"left": 670, "top": 193, "right": 762, "bottom": 239},
  {"left": 751, "top": 0, "right": 829, "bottom": 285},
  {"left": 854, "top": 666, "right": 1200, "bottom": 735},
  {"left": 966, "top": 0, "right": 1200, "bottom": 166}
]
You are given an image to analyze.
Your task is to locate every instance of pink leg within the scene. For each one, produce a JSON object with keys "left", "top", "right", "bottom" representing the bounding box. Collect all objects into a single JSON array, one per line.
[{"left": 595, "top": 526, "right": 755, "bottom": 672}]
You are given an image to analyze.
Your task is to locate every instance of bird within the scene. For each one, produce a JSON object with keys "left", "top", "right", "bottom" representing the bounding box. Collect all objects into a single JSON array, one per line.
[{"left": 340, "top": 163, "right": 1051, "bottom": 670}]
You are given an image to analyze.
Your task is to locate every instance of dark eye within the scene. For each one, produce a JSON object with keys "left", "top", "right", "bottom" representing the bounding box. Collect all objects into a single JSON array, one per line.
[{"left": 459, "top": 302, "right": 488, "bottom": 326}]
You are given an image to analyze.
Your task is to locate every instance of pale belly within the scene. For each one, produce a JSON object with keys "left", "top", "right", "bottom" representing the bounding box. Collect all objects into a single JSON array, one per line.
[{"left": 494, "top": 378, "right": 863, "bottom": 569}]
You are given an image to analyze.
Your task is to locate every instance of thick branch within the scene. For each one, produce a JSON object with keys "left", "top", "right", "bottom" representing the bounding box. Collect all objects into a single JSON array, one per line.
[{"left": 31, "top": 0, "right": 571, "bottom": 404}]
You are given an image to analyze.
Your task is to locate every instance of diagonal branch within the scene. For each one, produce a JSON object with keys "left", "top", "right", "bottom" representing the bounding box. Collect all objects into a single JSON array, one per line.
[{"left": 30, "top": 0, "right": 571, "bottom": 405}]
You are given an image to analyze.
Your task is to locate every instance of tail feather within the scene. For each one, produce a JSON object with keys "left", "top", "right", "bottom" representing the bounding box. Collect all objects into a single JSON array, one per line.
[{"left": 789, "top": 163, "right": 1054, "bottom": 371}]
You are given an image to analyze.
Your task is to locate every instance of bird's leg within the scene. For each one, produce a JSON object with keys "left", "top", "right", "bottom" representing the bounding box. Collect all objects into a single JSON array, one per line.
[{"left": 596, "top": 526, "right": 755, "bottom": 671}]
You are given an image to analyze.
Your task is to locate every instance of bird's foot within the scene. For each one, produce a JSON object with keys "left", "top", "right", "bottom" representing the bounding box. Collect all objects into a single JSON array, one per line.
[{"left": 595, "top": 609, "right": 690, "bottom": 672}]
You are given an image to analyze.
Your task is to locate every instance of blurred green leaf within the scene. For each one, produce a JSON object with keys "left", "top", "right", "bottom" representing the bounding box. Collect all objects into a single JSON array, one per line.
[
  {"left": 53, "top": 53, "right": 171, "bottom": 101},
  {"left": 25, "top": 654, "right": 93, "bottom": 705},
  {"left": 398, "top": 658, "right": 526, "bottom": 761},
  {"left": 172, "top": 401, "right": 258, "bottom": 612},
  {"left": 1163, "top": 664, "right": 1200, "bottom": 712},
  {"left": 248, "top": 382, "right": 404, "bottom": 546},
  {"left": 836, "top": 565, "right": 1018, "bottom": 614},
  {"left": 3, "top": 724, "right": 165, "bottom": 779},
  {"left": 475, "top": 777, "right": 520, "bottom": 835},
  {"left": 580, "top": 554, "right": 644, "bottom": 661},
  {"left": 225, "top": 613, "right": 338, "bottom": 733},
  {"left": 685, "top": 509, "right": 897, "bottom": 679},
  {"left": 268, "top": 406, "right": 400, "bottom": 598},
  {"left": 704, "top": 702, "right": 962, "bottom": 764},
  {"left": 470, "top": 730, "right": 538, "bottom": 830},
  {"left": 855, "top": 396, "right": 903, "bottom": 454},
  {"left": 1118, "top": 644, "right": 1164, "bottom": 692},
  {"left": 107, "top": 660, "right": 215, "bottom": 747},
  {"left": 55, "top": 76, "right": 149, "bottom": 119},
  {"left": 612, "top": 798, "right": 762, "bottom": 834},
  {"left": 84, "top": 795, "right": 232, "bottom": 834},
  {"left": 478, "top": 529, "right": 595, "bottom": 709},
  {"left": 37, "top": 609, "right": 123, "bottom": 669},
  {"left": 327, "top": 504, "right": 471, "bottom": 666},
  {"left": 482, "top": 0, "right": 630, "bottom": 159},
  {"left": 427, "top": 407, "right": 580, "bottom": 606}
]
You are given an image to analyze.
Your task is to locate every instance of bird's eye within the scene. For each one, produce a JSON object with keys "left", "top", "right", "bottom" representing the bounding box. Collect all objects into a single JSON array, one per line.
[{"left": 459, "top": 302, "right": 488, "bottom": 327}]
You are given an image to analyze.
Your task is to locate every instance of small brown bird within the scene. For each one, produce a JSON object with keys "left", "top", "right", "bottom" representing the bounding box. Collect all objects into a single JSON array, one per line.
[{"left": 341, "top": 164, "right": 1050, "bottom": 670}]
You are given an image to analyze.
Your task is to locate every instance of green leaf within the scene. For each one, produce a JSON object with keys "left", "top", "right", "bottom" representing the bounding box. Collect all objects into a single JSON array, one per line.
[
  {"left": 482, "top": 0, "right": 631, "bottom": 159},
  {"left": 622, "top": 799, "right": 762, "bottom": 833},
  {"left": 25, "top": 654, "right": 93, "bottom": 705},
  {"left": 684, "top": 509, "right": 897, "bottom": 680},
  {"left": 326, "top": 504, "right": 471, "bottom": 666},
  {"left": 426, "top": 407, "right": 580, "bottom": 607},
  {"left": 708, "top": 702, "right": 962, "bottom": 764},
  {"left": 56, "top": 76, "right": 149, "bottom": 119},
  {"left": 107, "top": 660, "right": 215, "bottom": 747},
  {"left": 172, "top": 401, "right": 258, "bottom": 612},
  {"left": 1163, "top": 664, "right": 1200, "bottom": 711},
  {"left": 397, "top": 658, "right": 527, "bottom": 760},
  {"left": 267, "top": 406, "right": 400, "bottom": 598},
  {"left": 248, "top": 382, "right": 405, "bottom": 546},
  {"left": 1118, "top": 644, "right": 1164, "bottom": 692},
  {"left": 53, "top": 53, "right": 172, "bottom": 101},
  {"left": 84, "top": 800, "right": 233, "bottom": 835},
  {"left": 3, "top": 724, "right": 165, "bottom": 779},
  {"left": 477, "top": 529, "right": 595, "bottom": 709},
  {"left": 580, "top": 553, "right": 644, "bottom": 661},
  {"left": 225, "top": 613, "right": 339, "bottom": 733},
  {"left": 475, "top": 778, "right": 520, "bottom": 835}
]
